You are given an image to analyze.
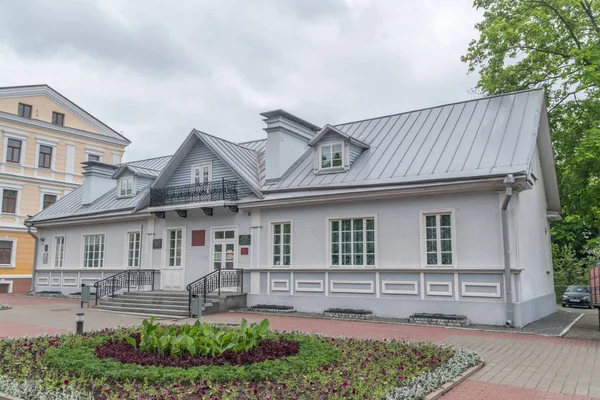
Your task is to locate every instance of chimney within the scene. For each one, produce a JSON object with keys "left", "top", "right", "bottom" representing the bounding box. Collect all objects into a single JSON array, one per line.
[
  {"left": 81, "top": 161, "right": 118, "bottom": 205},
  {"left": 260, "top": 109, "right": 320, "bottom": 182}
]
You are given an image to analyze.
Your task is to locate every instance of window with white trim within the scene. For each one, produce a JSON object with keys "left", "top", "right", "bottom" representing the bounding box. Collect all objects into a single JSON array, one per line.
[
  {"left": 83, "top": 234, "right": 105, "bottom": 268},
  {"left": 54, "top": 236, "right": 65, "bottom": 268},
  {"left": 272, "top": 222, "right": 291, "bottom": 266},
  {"left": 424, "top": 213, "right": 453, "bottom": 266},
  {"left": 330, "top": 217, "right": 375, "bottom": 267},
  {"left": 320, "top": 143, "right": 343, "bottom": 169},
  {"left": 118, "top": 177, "right": 134, "bottom": 197},
  {"left": 126, "top": 231, "right": 141, "bottom": 268},
  {"left": 168, "top": 229, "right": 183, "bottom": 267},
  {"left": 0, "top": 240, "right": 13, "bottom": 265},
  {"left": 192, "top": 163, "right": 212, "bottom": 185}
]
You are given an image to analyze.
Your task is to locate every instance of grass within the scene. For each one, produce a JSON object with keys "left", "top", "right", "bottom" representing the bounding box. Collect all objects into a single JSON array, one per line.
[{"left": 0, "top": 322, "right": 456, "bottom": 399}]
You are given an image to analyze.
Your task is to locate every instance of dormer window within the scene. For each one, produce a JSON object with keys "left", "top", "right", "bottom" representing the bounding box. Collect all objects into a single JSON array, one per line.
[
  {"left": 320, "top": 143, "right": 343, "bottom": 170},
  {"left": 118, "top": 176, "right": 134, "bottom": 197}
]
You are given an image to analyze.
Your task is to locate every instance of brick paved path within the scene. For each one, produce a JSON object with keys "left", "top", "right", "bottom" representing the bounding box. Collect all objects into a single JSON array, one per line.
[{"left": 203, "top": 312, "right": 600, "bottom": 399}]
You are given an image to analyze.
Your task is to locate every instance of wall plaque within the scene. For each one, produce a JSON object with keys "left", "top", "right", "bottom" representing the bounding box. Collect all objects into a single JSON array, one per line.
[
  {"left": 238, "top": 234, "right": 251, "bottom": 246},
  {"left": 153, "top": 239, "right": 162, "bottom": 249}
]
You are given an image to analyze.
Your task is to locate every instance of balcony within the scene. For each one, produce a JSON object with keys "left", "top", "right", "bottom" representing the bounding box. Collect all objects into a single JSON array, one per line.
[{"left": 150, "top": 179, "right": 238, "bottom": 207}]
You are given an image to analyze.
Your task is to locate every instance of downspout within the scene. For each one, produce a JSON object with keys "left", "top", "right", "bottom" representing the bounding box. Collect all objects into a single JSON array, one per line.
[
  {"left": 25, "top": 220, "right": 38, "bottom": 294},
  {"left": 501, "top": 174, "right": 515, "bottom": 327}
]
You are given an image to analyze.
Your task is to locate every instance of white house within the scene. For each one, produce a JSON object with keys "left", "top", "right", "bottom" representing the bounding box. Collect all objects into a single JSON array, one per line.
[{"left": 27, "top": 89, "right": 561, "bottom": 327}]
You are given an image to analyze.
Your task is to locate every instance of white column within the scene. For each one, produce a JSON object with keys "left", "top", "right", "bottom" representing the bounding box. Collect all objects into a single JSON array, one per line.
[{"left": 250, "top": 208, "right": 262, "bottom": 269}]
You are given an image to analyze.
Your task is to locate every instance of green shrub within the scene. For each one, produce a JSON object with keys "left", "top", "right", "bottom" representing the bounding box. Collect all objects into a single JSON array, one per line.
[
  {"left": 44, "top": 332, "right": 340, "bottom": 383},
  {"left": 129, "top": 317, "right": 270, "bottom": 358}
]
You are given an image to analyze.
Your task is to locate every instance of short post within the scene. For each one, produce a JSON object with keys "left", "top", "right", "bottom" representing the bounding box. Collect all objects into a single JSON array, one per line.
[{"left": 76, "top": 313, "right": 85, "bottom": 334}]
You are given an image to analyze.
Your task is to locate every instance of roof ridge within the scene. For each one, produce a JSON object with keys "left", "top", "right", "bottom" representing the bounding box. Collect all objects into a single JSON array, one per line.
[
  {"left": 334, "top": 88, "right": 544, "bottom": 129},
  {"left": 194, "top": 129, "right": 257, "bottom": 155}
]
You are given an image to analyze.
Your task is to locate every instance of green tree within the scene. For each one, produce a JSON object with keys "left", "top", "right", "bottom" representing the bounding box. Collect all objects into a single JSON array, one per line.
[{"left": 462, "top": 0, "right": 600, "bottom": 255}]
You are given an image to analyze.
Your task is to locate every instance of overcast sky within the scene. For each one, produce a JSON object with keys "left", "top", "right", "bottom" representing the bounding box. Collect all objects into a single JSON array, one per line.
[{"left": 0, "top": 0, "right": 482, "bottom": 161}]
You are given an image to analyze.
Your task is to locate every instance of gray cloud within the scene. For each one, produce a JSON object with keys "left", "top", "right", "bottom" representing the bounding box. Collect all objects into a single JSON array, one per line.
[{"left": 0, "top": 0, "right": 481, "bottom": 161}]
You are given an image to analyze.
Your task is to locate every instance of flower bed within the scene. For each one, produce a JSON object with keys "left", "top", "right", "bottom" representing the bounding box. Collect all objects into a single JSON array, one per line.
[
  {"left": 0, "top": 304, "right": 10, "bottom": 310},
  {"left": 0, "top": 318, "right": 479, "bottom": 399}
]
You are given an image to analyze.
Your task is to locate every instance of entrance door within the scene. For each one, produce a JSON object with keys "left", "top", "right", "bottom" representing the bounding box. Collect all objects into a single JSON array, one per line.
[
  {"left": 163, "top": 228, "right": 185, "bottom": 290},
  {"left": 211, "top": 228, "right": 236, "bottom": 272}
]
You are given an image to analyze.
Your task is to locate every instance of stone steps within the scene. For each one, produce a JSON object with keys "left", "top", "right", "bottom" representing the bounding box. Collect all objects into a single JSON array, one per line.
[{"left": 94, "top": 291, "right": 246, "bottom": 318}]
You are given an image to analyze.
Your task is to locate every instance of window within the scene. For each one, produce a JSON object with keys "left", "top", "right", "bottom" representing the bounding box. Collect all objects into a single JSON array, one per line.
[
  {"left": 272, "top": 222, "right": 291, "bottom": 266},
  {"left": 83, "top": 234, "right": 105, "bottom": 268},
  {"left": 320, "top": 143, "right": 343, "bottom": 169},
  {"left": 214, "top": 229, "right": 235, "bottom": 239},
  {"left": 42, "top": 194, "right": 57, "bottom": 209},
  {"left": 168, "top": 229, "right": 183, "bottom": 267},
  {"left": 6, "top": 139, "right": 21, "bottom": 163},
  {"left": 18, "top": 103, "right": 32, "bottom": 118},
  {"left": 127, "top": 232, "right": 141, "bottom": 268},
  {"left": 87, "top": 154, "right": 100, "bottom": 162},
  {"left": 2, "top": 190, "right": 17, "bottom": 214},
  {"left": 330, "top": 217, "right": 375, "bottom": 267},
  {"left": 192, "top": 164, "right": 212, "bottom": 185},
  {"left": 424, "top": 213, "right": 454, "bottom": 266},
  {"left": 118, "top": 177, "right": 134, "bottom": 197},
  {"left": 51, "top": 112, "right": 64, "bottom": 126},
  {"left": 54, "top": 236, "right": 65, "bottom": 268},
  {"left": 0, "top": 240, "right": 12, "bottom": 265},
  {"left": 38, "top": 145, "right": 53, "bottom": 169}
]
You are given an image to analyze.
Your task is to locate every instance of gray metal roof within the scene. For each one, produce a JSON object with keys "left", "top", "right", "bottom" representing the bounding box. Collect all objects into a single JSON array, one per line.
[
  {"left": 239, "top": 139, "right": 266, "bottom": 184},
  {"left": 126, "top": 155, "right": 172, "bottom": 170},
  {"left": 30, "top": 156, "right": 171, "bottom": 222},
  {"left": 264, "top": 89, "right": 545, "bottom": 191}
]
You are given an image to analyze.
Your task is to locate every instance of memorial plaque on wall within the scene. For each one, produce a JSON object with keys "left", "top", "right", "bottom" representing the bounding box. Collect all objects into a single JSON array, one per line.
[
  {"left": 153, "top": 239, "right": 162, "bottom": 249},
  {"left": 238, "top": 234, "right": 251, "bottom": 246},
  {"left": 42, "top": 252, "right": 48, "bottom": 264}
]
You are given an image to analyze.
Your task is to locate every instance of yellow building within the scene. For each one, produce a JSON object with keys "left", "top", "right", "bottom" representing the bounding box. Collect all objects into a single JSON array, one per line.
[{"left": 0, "top": 85, "right": 130, "bottom": 293}]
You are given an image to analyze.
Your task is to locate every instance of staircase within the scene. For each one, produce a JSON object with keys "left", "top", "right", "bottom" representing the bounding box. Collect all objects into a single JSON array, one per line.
[
  {"left": 91, "top": 268, "right": 246, "bottom": 318},
  {"left": 95, "top": 291, "right": 244, "bottom": 318}
]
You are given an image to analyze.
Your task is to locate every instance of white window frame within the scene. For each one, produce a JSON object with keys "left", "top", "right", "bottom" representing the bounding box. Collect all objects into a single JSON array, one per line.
[
  {"left": 0, "top": 181, "right": 22, "bottom": 219},
  {"left": 125, "top": 231, "right": 141, "bottom": 268},
  {"left": 85, "top": 148, "right": 104, "bottom": 162},
  {"left": 118, "top": 176, "right": 135, "bottom": 197},
  {"left": 191, "top": 163, "right": 212, "bottom": 185},
  {"left": 35, "top": 138, "right": 58, "bottom": 171},
  {"left": 419, "top": 209, "right": 457, "bottom": 268},
  {"left": 53, "top": 236, "right": 65, "bottom": 268},
  {"left": 163, "top": 227, "right": 186, "bottom": 268},
  {"left": 2, "top": 131, "right": 27, "bottom": 166},
  {"left": 0, "top": 238, "right": 17, "bottom": 268},
  {"left": 82, "top": 234, "right": 106, "bottom": 268},
  {"left": 319, "top": 142, "right": 345, "bottom": 171},
  {"left": 327, "top": 215, "right": 377, "bottom": 268},
  {"left": 39, "top": 186, "right": 61, "bottom": 211},
  {"left": 270, "top": 221, "right": 292, "bottom": 268},
  {"left": 210, "top": 226, "right": 238, "bottom": 272}
]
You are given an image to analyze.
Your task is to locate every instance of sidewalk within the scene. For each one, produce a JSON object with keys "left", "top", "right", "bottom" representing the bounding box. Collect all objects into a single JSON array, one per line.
[{"left": 202, "top": 312, "right": 600, "bottom": 400}]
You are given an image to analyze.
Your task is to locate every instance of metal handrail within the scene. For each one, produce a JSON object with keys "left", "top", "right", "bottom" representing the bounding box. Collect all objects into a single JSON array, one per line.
[
  {"left": 93, "top": 269, "right": 156, "bottom": 306},
  {"left": 150, "top": 178, "right": 238, "bottom": 207},
  {"left": 186, "top": 269, "right": 243, "bottom": 316}
]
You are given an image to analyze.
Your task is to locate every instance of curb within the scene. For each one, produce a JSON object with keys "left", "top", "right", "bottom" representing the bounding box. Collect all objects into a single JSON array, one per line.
[
  {"left": 425, "top": 361, "right": 485, "bottom": 400},
  {"left": 559, "top": 312, "right": 585, "bottom": 337},
  {"left": 0, "top": 393, "right": 22, "bottom": 400}
]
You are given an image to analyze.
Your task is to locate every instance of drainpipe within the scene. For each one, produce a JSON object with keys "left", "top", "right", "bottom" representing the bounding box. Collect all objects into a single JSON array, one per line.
[
  {"left": 501, "top": 174, "right": 515, "bottom": 327},
  {"left": 25, "top": 220, "right": 38, "bottom": 294}
]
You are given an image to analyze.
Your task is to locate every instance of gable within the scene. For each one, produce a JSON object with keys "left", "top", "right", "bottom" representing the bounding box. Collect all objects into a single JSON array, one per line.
[
  {"left": 0, "top": 95, "right": 98, "bottom": 133},
  {"left": 0, "top": 85, "right": 130, "bottom": 144},
  {"left": 318, "top": 130, "right": 364, "bottom": 165},
  {"left": 165, "top": 139, "right": 253, "bottom": 199}
]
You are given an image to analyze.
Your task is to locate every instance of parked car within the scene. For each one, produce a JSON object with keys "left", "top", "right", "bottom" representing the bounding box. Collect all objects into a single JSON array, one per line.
[{"left": 561, "top": 285, "right": 593, "bottom": 308}]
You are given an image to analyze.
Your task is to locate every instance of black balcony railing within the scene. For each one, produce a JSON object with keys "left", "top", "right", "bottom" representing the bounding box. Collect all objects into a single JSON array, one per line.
[{"left": 150, "top": 178, "right": 238, "bottom": 207}]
